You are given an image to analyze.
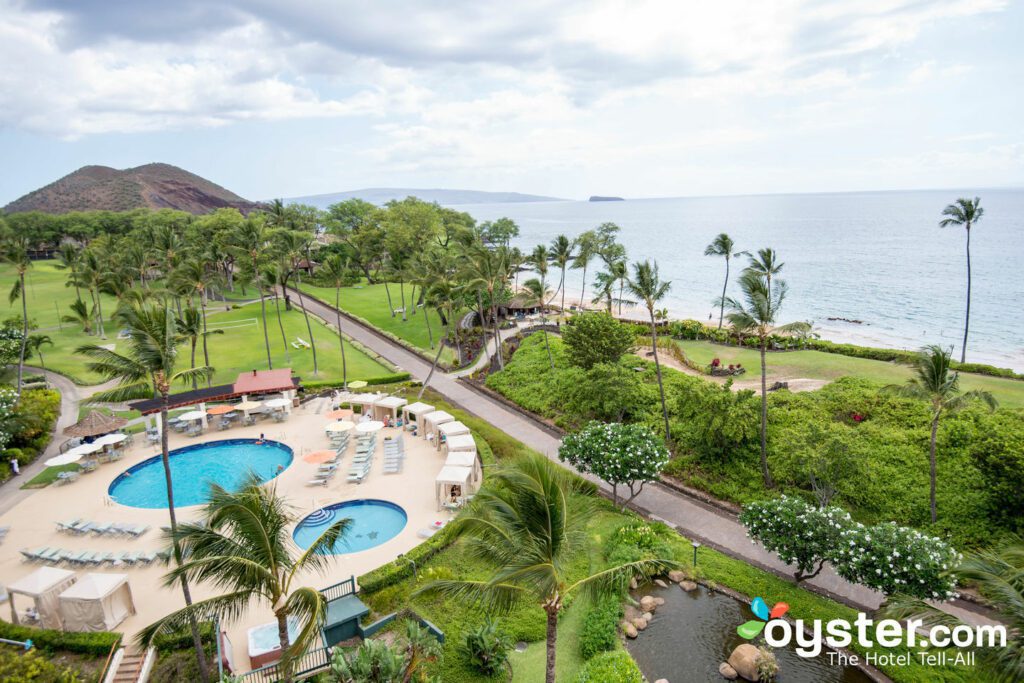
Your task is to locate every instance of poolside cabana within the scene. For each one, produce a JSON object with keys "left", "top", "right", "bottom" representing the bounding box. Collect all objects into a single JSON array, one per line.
[
  {"left": 372, "top": 396, "right": 407, "bottom": 423},
  {"left": 443, "top": 433, "right": 477, "bottom": 456},
  {"left": 7, "top": 566, "right": 76, "bottom": 629},
  {"left": 402, "top": 402, "right": 434, "bottom": 432},
  {"left": 58, "top": 573, "right": 135, "bottom": 632},
  {"left": 337, "top": 391, "right": 385, "bottom": 416},
  {"left": 435, "top": 421, "right": 470, "bottom": 451},
  {"left": 423, "top": 411, "right": 454, "bottom": 442},
  {"left": 435, "top": 465, "right": 473, "bottom": 509},
  {"left": 445, "top": 450, "right": 481, "bottom": 485}
]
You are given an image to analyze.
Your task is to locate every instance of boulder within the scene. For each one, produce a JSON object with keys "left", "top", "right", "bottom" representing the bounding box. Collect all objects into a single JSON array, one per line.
[
  {"left": 655, "top": 679, "right": 669, "bottom": 683},
  {"left": 654, "top": 578, "right": 669, "bottom": 588},
  {"left": 653, "top": 596, "right": 666, "bottom": 606},
  {"left": 622, "top": 621, "right": 638, "bottom": 638},
  {"left": 668, "top": 570, "right": 686, "bottom": 582},
  {"left": 623, "top": 605, "right": 643, "bottom": 622},
  {"left": 679, "top": 580, "right": 698, "bottom": 592},
  {"left": 631, "top": 618, "right": 648, "bottom": 631},
  {"left": 718, "top": 662, "right": 738, "bottom": 680},
  {"left": 727, "top": 644, "right": 760, "bottom": 682},
  {"left": 639, "top": 595, "right": 657, "bottom": 612},
  {"left": 641, "top": 611, "right": 653, "bottom": 622}
]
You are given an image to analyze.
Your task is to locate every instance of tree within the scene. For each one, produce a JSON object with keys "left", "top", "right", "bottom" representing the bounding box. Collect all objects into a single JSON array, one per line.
[
  {"left": 3, "top": 235, "right": 32, "bottom": 396},
  {"left": 741, "top": 496, "right": 852, "bottom": 583},
  {"left": 170, "top": 257, "right": 223, "bottom": 385},
  {"left": 561, "top": 363, "right": 645, "bottom": 424},
  {"left": 62, "top": 299, "right": 95, "bottom": 335},
  {"left": 885, "top": 345, "right": 996, "bottom": 523},
  {"left": 548, "top": 234, "right": 574, "bottom": 314},
  {"left": 522, "top": 278, "right": 554, "bottom": 369},
  {"left": 704, "top": 233, "right": 746, "bottom": 330},
  {"left": 139, "top": 477, "right": 350, "bottom": 683},
  {"left": 79, "top": 304, "right": 213, "bottom": 682},
  {"left": 226, "top": 217, "right": 274, "bottom": 369},
  {"left": 478, "top": 217, "right": 519, "bottom": 247},
  {"left": 939, "top": 197, "right": 983, "bottom": 363},
  {"left": 320, "top": 254, "right": 351, "bottom": 389},
  {"left": 674, "top": 379, "right": 759, "bottom": 463},
  {"left": 559, "top": 422, "right": 670, "bottom": 511},
  {"left": 276, "top": 230, "right": 320, "bottom": 375},
  {"left": 969, "top": 412, "right": 1024, "bottom": 527},
  {"left": 561, "top": 312, "right": 634, "bottom": 369},
  {"left": 417, "top": 250, "right": 463, "bottom": 399},
  {"left": 416, "top": 454, "right": 675, "bottom": 683},
  {"left": 626, "top": 260, "right": 672, "bottom": 442},
  {"left": 572, "top": 229, "right": 598, "bottom": 309},
  {"left": 176, "top": 307, "right": 223, "bottom": 389},
  {"left": 328, "top": 621, "right": 440, "bottom": 683},
  {"left": 463, "top": 245, "right": 510, "bottom": 369},
  {"left": 744, "top": 248, "right": 783, "bottom": 302},
  {"left": 26, "top": 333, "right": 53, "bottom": 371}
]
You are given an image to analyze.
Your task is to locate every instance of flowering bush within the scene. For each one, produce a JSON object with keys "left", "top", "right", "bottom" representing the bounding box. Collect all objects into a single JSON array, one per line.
[
  {"left": 0, "top": 388, "right": 18, "bottom": 452},
  {"left": 740, "top": 496, "right": 852, "bottom": 582},
  {"left": 559, "top": 421, "right": 669, "bottom": 511}
]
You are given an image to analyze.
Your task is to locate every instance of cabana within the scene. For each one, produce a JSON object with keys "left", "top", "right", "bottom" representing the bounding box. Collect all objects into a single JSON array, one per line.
[
  {"left": 445, "top": 450, "right": 482, "bottom": 485},
  {"left": 58, "top": 573, "right": 135, "bottom": 632},
  {"left": 443, "top": 433, "right": 477, "bottom": 456},
  {"left": 435, "top": 465, "right": 473, "bottom": 509},
  {"left": 423, "top": 411, "right": 454, "bottom": 441},
  {"left": 7, "top": 566, "right": 76, "bottom": 629},
  {"left": 401, "top": 402, "right": 434, "bottom": 432},
  {"left": 372, "top": 396, "right": 407, "bottom": 423},
  {"left": 63, "top": 410, "right": 128, "bottom": 439},
  {"left": 435, "top": 421, "right": 470, "bottom": 451},
  {"left": 337, "top": 391, "right": 385, "bottom": 416}
]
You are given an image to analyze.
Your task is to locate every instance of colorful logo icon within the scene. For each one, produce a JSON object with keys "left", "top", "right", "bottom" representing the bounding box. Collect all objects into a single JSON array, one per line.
[{"left": 737, "top": 597, "right": 789, "bottom": 639}]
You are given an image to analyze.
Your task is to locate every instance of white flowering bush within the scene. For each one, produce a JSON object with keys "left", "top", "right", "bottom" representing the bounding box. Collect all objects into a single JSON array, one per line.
[
  {"left": 740, "top": 496, "right": 852, "bottom": 582},
  {"left": 0, "top": 387, "right": 18, "bottom": 452},
  {"left": 833, "top": 521, "right": 960, "bottom": 600},
  {"left": 559, "top": 421, "right": 669, "bottom": 511}
]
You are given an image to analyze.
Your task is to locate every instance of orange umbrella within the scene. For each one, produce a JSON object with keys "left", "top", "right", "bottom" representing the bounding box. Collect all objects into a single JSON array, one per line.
[
  {"left": 303, "top": 449, "right": 338, "bottom": 464},
  {"left": 325, "top": 409, "right": 353, "bottom": 420},
  {"left": 206, "top": 404, "right": 237, "bottom": 415}
]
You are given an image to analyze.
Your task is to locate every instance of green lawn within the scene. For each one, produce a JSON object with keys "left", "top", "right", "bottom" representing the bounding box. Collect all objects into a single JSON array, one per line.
[
  {"left": 677, "top": 339, "right": 1024, "bottom": 408},
  {"left": 299, "top": 281, "right": 457, "bottom": 364},
  {"left": 22, "top": 463, "right": 80, "bottom": 489}
]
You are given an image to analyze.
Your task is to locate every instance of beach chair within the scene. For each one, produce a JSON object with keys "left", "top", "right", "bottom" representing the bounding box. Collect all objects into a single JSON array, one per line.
[
  {"left": 21, "top": 547, "right": 49, "bottom": 562},
  {"left": 126, "top": 524, "right": 150, "bottom": 537},
  {"left": 81, "top": 459, "right": 98, "bottom": 473},
  {"left": 137, "top": 551, "right": 158, "bottom": 565},
  {"left": 70, "top": 521, "right": 95, "bottom": 535},
  {"left": 243, "top": 415, "right": 257, "bottom": 427},
  {"left": 146, "top": 430, "right": 160, "bottom": 444},
  {"left": 90, "top": 522, "right": 114, "bottom": 536},
  {"left": 346, "top": 463, "right": 371, "bottom": 484},
  {"left": 383, "top": 458, "right": 404, "bottom": 474},
  {"left": 56, "top": 519, "right": 80, "bottom": 533},
  {"left": 218, "top": 418, "right": 231, "bottom": 431},
  {"left": 306, "top": 476, "right": 331, "bottom": 487},
  {"left": 57, "top": 471, "right": 80, "bottom": 485},
  {"left": 95, "top": 552, "right": 116, "bottom": 566}
]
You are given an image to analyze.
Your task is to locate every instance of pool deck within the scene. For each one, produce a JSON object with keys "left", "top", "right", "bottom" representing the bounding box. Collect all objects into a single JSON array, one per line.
[{"left": 0, "top": 396, "right": 460, "bottom": 672}]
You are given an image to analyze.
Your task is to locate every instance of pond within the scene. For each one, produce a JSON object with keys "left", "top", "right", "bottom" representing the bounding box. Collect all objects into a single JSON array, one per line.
[{"left": 624, "top": 583, "right": 876, "bottom": 682}]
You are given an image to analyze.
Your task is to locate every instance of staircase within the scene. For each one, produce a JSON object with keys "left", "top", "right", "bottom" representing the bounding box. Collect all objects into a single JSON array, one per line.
[{"left": 108, "top": 648, "right": 153, "bottom": 683}]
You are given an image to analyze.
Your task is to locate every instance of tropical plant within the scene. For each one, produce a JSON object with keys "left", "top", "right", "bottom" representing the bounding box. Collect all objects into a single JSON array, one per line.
[
  {"left": 463, "top": 245, "right": 510, "bottom": 369},
  {"left": 26, "top": 333, "right": 53, "bottom": 371},
  {"left": 572, "top": 229, "right": 598, "bottom": 308},
  {"left": 885, "top": 345, "right": 996, "bottom": 522},
  {"left": 276, "top": 230, "right": 320, "bottom": 374},
  {"left": 176, "top": 307, "right": 223, "bottom": 389},
  {"left": 745, "top": 248, "right": 784, "bottom": 301},
  {"left": 704, "top": 232, "right": 746, "bottom": 329},
  {"left": 939, "top": 197, "right": 983, "bottom": 363},
  {"left": 462, "top": 617, "right": 509, "bottom": 676},
  {"left": 225, "top": 217, "right": 274, "bottom": 368},
  {"left": 170, "top": 257, "right": 223, "bottom": 383},
  {"left": 3, "top": 234, "right": 32, "bottom": 395},
  {"left": 522, "top": 277, "right": 554, "bottom": 369},
  {"left": 139, "top": 477, "right": 350, "bottom": 683},
  {"left": 62, "top": 298, "right": 95, "bottom": 335},
  {"left": 415, "top": 454, "right": 676, "bottom": 683},
  {"left": 626, "top": 260, "right": 672, "bottom": 442},
  {"left": 561, "top": 312, "right": 634, "bottom": 369},
  {"left": 328, "top": 620, "right": 440, "bottom": 683},
  {"left": 320, "top": 254, "right": 351, "bottom": 389},
  {"left": 548, "top": 234, "right": 574, "bottom": 314}
]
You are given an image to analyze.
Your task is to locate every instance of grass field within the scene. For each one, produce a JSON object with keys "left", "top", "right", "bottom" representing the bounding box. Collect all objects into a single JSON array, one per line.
[
  {"left": 677, "top": 339, "right": 1024, "bottom": 408},
  {"left": 299, "top": 281, "right": 457, "bottom": 364}
]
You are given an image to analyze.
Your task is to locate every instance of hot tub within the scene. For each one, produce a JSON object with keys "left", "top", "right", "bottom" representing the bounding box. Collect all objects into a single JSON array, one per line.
[{"left": 247, "top": 617, "right": 299, "bottom": 669}]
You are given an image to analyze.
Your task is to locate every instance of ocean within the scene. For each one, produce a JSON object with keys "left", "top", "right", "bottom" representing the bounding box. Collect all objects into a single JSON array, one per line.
[{"left": 452, "top": 188, "right": 1024, "bottom": 371}]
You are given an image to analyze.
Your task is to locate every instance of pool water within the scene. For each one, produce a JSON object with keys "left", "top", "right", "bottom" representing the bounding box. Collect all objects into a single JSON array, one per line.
[
  {"left": 293, "top": 499, "right": 408, "bottom": 554},
  {"left": 108, "top": 439, "right": 293, "bottom": 508}
]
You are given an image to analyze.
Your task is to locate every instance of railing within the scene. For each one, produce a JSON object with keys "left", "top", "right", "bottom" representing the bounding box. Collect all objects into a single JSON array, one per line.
[
  {"left": 359, "top": 609, "right": 445, "bottom": 644},
  {"left": 237, "top": 646, "right": 333, "bottom": 683},
  {"left": 137, "top": 646, "right": 157, "bottom": 683},
  {"left": 97, "top": 635, "right": 123, "bottom": 683},
  {"left": 319, "top": 576, "right": 356, "bottom": 603}
]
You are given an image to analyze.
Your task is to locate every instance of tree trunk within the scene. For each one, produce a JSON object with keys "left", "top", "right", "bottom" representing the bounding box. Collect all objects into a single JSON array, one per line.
[
  {"left": 544, "top": 606, "right": 558, "bottom": 683},
  {"left": 335, "top": 286, "right": 348, "bottom": 389},
  {"left": 16, "top": 272, "right": 27, "bottom": 397},
  {"left": 617, "top": 280, "right": 624, "bottom": 315},
  {"left": 409, "top": 283, "right": 417, "bottom": 315},
  {"left": 758, "top": 342, "right": 774, "bottom": 488},
  {"left": 190, "top": 340, "right": 197, "bottom": 390},
  {"left": 276, "top": 610, "right": 293, "bottom": 683},
  {"left": 272, "top": 287, "right": 289, "bottom": 355},
  {"left": 293, "top": 279, "right": 319, "bottom": 376},
  {"left": 491, "top": 297, "right": 504, "bottom": 370},
  {"left": 399, "top": 279, "right": 407, "bottom": 321},
  {"left": 961, "top": 227, "right": 971, "bottom": 363},
  {"left": 257, "top": 273, "right": 273, "bottom": 369},
  {"left": 560, "top": 267, "right": 566, "bottom": 315},
  {"left": 424, "top": 302, "right": 434, "bottom": 349},
  {"left": 929, "top": 415, "right": 939, "bottom": 523},
  {"left": 649, "top": 313, "right": 671, "bottom": 442},
  {"left": 199, "top": 297, "right": 211, "bottom": 387},
  {"left": 579, "top": 261, "right": 588, "bottom": 312},
  {"left": 418, "top": 332, "right": 447, "bottom": 400},
  {"left": 718, "top": 257, "right": 729, "bottom": 329},
  {"left": 476, "top": 291, "right": 491, "bottom": 365},
  {"left": 95, "top": 289, "right": 107, "bottom": 339},
  {"left": 383, "top": 280, "right": 396, "bottom": 318}
]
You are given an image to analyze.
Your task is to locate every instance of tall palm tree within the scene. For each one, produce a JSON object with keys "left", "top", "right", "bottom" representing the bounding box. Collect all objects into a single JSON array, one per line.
[
  {"left": 885, "top": 345, "right": 996, "bottom": 522},
  {"left": 745, "top": 248, "right": 784, "bottom": 302},
  {"left": 882, "top": 541, "right": 1024, "bottom": 682},
  {"left": 264, "top": 264, "right": 292, "bottom": 359},
  {"left": 548, "top": 234, "right": 574, "bottom": 314},
  {"left": 226, "top": 218, "right": 274, "bottom": 368},
  {"left": 79, "top": 304, "right": 213, "bottom": 682},
  {"left": 171, "top": 258, "right": 223, "bottom": 385},
  {"left": 275, "top": 230, "right": 320, "bottom": 375},
  {"left": 176, "top": 307, "right": 223, "bottom": 390},
  {"left": 572, "top": 230, "right": 598, "bottom": 310},
  {"left": 320, "top": 254, "right": 351, "bottom": 390},
  {"left": 726, "top": 268, "right": 807, "bottom": 489},
  {"left": 417, "top": 454, "right": 675, "bottom": 683},
  {"left": 54, "top": 243, "right": 82, "bottom": 301},
  {"left": 704, "top": 233, "right": 746, "bottom": 329},
  {"left": 26, "top": 334, "right": 53, "bottom": 371},
  {"left": 418, "top": 251, "right": 463, "bottom": 398},
  {"left": 79, "top": 250, "right": 108, "bottom": 340},
  {"left": 523, "top": 275, "right": 554, "bottom": 369},
  {"left": 464, "top": 246, "right": 510, "bottom": 370},
  {"left": 3, "top": 235, "right": 32, "bottom": 396},
  {"left": 139, "top": 477, "right": 349, "bottom": 683},
  {"left": 627, "top": 261, "right": 672, "bottom": 442},
  {"left": 939, "top": 197, "right": 983, "bottom": 363}
]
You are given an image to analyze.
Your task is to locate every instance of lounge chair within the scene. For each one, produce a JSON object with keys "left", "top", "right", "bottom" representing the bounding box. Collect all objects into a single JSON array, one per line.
[
  {"left": 70, "top": 521, "right": 94, "bottom": 535},
  {"left": 21, "top": 547, "right": 49, "bottom": 562},
  {"left": 126, "top": 524, "right": 150, "bottom": 537},
  {"left": 95, "top": 552, "right": 116, "bottom": 565},
  {"left": 57, "top": 471, "right": 80, "bottom": 485},
  {"left": 137, "top": 551, "right": 158, "bottom": 565},
  {"left": 90, "top": 522, "right": 114, "bottom": 535},
  {"left": 243, "top": 415, "right": 257, "bottom": 427},
  {"left": 306, "top": 476, "right": 331, "bottom": 487},
  {"left": 346, "top": 463, "right": 371, "bottom": 484},
  {"left": 56, "top": 519, "right": 81, "bottom": 533}
]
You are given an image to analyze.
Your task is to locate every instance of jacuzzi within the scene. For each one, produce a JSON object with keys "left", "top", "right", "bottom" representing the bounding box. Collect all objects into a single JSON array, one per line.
[{"left": 247, "top": 617, "right": 299, "bottom": 668}]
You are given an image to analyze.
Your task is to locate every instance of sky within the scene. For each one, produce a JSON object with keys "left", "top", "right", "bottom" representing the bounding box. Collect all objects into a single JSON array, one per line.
[{"left": 1, "top": 0, "right": 1022, "bottom": 203}]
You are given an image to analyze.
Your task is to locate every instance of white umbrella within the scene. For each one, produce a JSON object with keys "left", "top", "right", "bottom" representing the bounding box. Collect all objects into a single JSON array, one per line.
[
  {"left": 92, "top": 433, "right": 127, "bottom": 447},
  {"left": 325, "top": 421, "right": 355, "bottom": 434},
  {"left": 264, "top": 398, "right": 291, "bottom": 409},
  {"left": 44, "top": 452, "right": 84, "bottom": 467},
  {"left": 177, "top": 410, "right": 207, "bottom": 422},
  {"left": 236, "top": 400, "right": 263, "bottom": 411},
  {"left": 355, "top": 420, "right": 385, "bottom": 434}
]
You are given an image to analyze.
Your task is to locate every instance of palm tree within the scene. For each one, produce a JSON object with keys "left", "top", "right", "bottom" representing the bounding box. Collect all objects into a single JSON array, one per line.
[
  {"left": 140, "top": 477, "right": 349, "bottom": 683},
  {"left": 418, "top": 252, "right": 463, "bottom": 398},
  {"left": 26, "top": 334, "right": 53, "bottom": 371},
  {"left": 572, "top": 230, "right": 598, "bottom": 310},
  {"left": 276, "top": 230, "right": 320, "bottom": 375},
  {"left": 54, "top": 243, "right": 82, "bottom": 301},
  {"left": 226, "top": 218, "right": 274, "bottom": 369},
  {"left": 704, "top": 233, "right": 746, "bottom": 329},
  {"left": 79, "top": 303, "right": 213, "bottom": 681},
  {"left": 320, "top": 254, "right": 351, "bottom": 389},
  {"left": 62, "top": 298, "right": 95, "bottom": 334},
  {"left": 177, "top": 307, "right": 223, "bottom": 390},
  {"left": 885, "top": 345, "right": 996, "bottom": 522},
  {"left": 523, "top": 274, "right": 555, "bottom": 369},
  {"left": 548, "top": 234, "right": 574, "bottom": 314},
  {"left": 627, "top": 261, "right": 672, "bottom": 442},
  {"left": 171, "top": 258, "right": 223, "bottom": 385},
  {"left": 3, "top": 235, "right": 32, "bottom": 396},
  {"left": 745, "top": 248, "right": 784, "bottom": 302},
  {"left": 882, "top": 541, "right": 1024, "bottom": 682},
  {"left": 79, "top": 250, "right": 108, "bottom": 340},
  {"left": 417, "top": 454, "right": 674, "bottom": 683},
  {"left": 726, "top": 268, "right": 807, "bottom": 489},
  {"left": 264, "top": 264, "right": 292, "bottom": 358},
  {"left": 464, "top": 246, "right": 510, "bottom": 370},
  {"left": 939, "top": 197, "right": 983, "bottom": 363}
]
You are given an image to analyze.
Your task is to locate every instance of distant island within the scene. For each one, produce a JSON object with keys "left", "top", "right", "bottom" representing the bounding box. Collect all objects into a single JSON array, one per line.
[
  {"left": 284, "top": 187, "right": 566, "bottom": 208},
  {"left": 589, "top": 195, "right": 624, "bottom": 202}
]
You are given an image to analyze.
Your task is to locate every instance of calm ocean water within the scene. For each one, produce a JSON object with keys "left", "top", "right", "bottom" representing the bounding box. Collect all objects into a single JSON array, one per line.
[{"left": 453, "top": 189, "right": 1024, "bottom": 371}]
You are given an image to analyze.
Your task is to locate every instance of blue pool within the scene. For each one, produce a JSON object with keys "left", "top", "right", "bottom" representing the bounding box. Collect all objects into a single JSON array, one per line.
[
  {"left": 293, "top": 500, "right": 408, "bottom": 554},
  {"left": 108, "top": 439, "right": 293, "bottom": 508}
]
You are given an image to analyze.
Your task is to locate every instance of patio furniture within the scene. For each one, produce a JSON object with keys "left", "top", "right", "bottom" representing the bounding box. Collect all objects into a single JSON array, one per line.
[
  {"left": 56, "top": 471, "right": 80, "bottom": 485},
  {"left": 80, "top": 460, "right": 98, "bottom": 473}
]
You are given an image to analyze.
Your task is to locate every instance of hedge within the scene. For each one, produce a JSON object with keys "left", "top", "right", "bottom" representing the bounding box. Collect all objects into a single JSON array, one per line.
[
  {"left": 301, "top": 373, "right": 411, "bottom": 393},
  {"left": 575, "top": 650, "right": 643, "bottom": 683},
  {"left": 578, "top": 594, "right": 622, "bottom": 660},
  {"left": 151, "top": 622, "right": 217, "bottom": 653},
  {"left": 357, "top": 523, "right": 459, "bottom": 594},
  {"left": 0, "top": 621, "right": 121, "bottom": 657}
]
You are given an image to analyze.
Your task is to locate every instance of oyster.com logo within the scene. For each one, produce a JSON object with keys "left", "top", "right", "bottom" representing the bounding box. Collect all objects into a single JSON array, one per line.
[{"left": 737, "top": 596, "right": 789, "bottom": 639}]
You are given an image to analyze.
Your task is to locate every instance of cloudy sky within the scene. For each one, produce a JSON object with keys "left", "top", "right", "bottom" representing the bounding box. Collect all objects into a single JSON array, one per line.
[{"left": 1, "top": 0, "right": 1021, "bottom": 203}]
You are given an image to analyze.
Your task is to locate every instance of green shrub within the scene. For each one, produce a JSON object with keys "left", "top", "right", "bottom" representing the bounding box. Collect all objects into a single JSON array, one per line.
[
  {"left": 575, "top": 650, "right": 643, "bottom": 683},
  {"left": 562, "top": 313, "right": 635, "bottom": 369},
  {"left": 0, "top": 621, "right": 120, "bottom": 657},
  {"left": 0, "top": 648, "right": 83, "bottom": 682},
  {"left": 150, "top": 650, "right": 217, "bottom": 683},
  {"left": 578, "top": 594, "right": 622, "bottom": 660},
  {"left": 358, "top": 524, "right": 457, "bottom": 594},
  {"left": 462, "top": 617, "right": 509, "bottom": 676},
  {"left": 151, "top": 622, "right": 217, "bottom": 653},
  {"left": 969, "top": 412, "right": 1024, "bottom": 528},
  {"left": 301, "top": 373, "right": 411, "bottom": 394}
]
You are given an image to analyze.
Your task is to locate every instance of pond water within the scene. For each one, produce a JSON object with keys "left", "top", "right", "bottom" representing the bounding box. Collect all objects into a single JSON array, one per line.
[{"left": 624, "top": 583, "right": 875, "bottom": 683}]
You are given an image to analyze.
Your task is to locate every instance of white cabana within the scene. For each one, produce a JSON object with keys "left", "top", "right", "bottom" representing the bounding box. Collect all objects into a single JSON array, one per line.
[
  {"left": 7, "top": 566, "right": 76, "bottom": 629},
  {"left": 337, "top": 391, "right": 385, "bottom": 416},
  {"left": 423, "top": 411, "right": 454, "bottom": 441},
  {"left": 435, "top": 465, "right": 473, "bottom": 509},
  {"left": 443, "top": 433, "right": 477, "bottom": 455},
  {"left": 402, "top": 402, "right": 434, "bottom": 432},
  {"left": 445, "top": 450, "right": 482, "bottom": 484},
  {"left": 58, "top": 573, "right": 135, "bottom": 632},
  {"left": 435, "top": 421, "right": 470, "bottom": 451},
  {"left": 372, "top": 396, "right": 407, "bottom": 422}
]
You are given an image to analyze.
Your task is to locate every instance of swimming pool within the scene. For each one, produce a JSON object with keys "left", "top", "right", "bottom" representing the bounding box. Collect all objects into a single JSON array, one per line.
[
  {"left": 108, "top": 439, "right": 293, "bottom": 508},
  {"left": 293, "top": 499, "right": 408, "bottom": 554}
]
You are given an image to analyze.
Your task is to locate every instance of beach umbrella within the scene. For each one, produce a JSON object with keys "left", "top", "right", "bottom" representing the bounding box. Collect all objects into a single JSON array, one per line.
[
  {"left": 325, "top": 421, "right": 355, "bottom": 434},
  {"left": 303, "top": 450, "right": 338, "bottom": 464},
  {"left": 325, "top": 408, "right": 353, "bottom": 420},
  {"left": 92, "top": 433, "right": 127, "bottom": 447},
  {"left": 44, "top": 451, "right": 84, "bottom": 467},
  {"left": 177, "top": 410, "right": 207, "bottom": 422},
  {"left": 347, "top": 380, "right": 368, "bottom": 389},
  {"left": 206, "top": 404, "right": 237, "bottom": 416},
  {"left": 355, "top": 420, "right": 385, "bottom": 434},
  {"left": 264, "top": 398, "right": 291, "bottom": 410},
  {"left": 236, "top": 400, "right": 263, "bottom": 411},
  {"left": 63, "top": 411, "right": 128, "bottom": 438}
]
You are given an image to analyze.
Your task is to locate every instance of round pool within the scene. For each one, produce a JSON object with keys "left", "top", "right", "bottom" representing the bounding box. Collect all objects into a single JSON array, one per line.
[
  {"left": 108, "top": 439, "right": 293, "bottom": 508},
  {"left": 293, "top": 499, "right": 408, "bottom": 554}
]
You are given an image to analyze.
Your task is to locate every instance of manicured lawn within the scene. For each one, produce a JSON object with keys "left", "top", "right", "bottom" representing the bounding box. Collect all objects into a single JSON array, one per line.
[
  {"left": 677, "top": 339, "right": 1024, "bottom": 408},
  {"left": 0, "top": 260, "right": 118, "bottom": 330},
  {"left": 299, "top": 281, "right": 457, "bottom": 364},
  {"left": 22, "top": 463, "right": 80, "bottom": 489}
]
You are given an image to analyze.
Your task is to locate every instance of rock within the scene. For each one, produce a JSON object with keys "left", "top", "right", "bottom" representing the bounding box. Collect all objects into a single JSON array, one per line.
[
  {"left": 629, "top": 577, "right": 638, "bottom": 590},
  {"left": 653, "top": 596, "right": 666, "bottom": 606},
  {"left": 655, "top": 679, "right": 669, "bottom": 683},
  {"left": 622, "top": 622, "right": 638, "bottom": 638},
  {"left": 623, "top": 605, "right": 642, "bottom": 622},
  {"left": 631, "top": 617, "right": 648, "bottom": 631},
  {"left": 679, "top": 580, "right": 698, "bottom": 592},
  {"left": 654, "top": 578, "right": 668, "bottom": 588},
  {"left": 639, "top": 595, "right": 657, "bottom": 612},
  {"left": 719, "top": 662, "right": 738, "bottom": 680},
  {"left": 668, "top": 570, "right": 686, "bottom": 582},
  {"left": 641, "top": 611, "right": 653, "bottom": 622},
  {"left": 727, "top": 644, "right": 761, "bottom": 682}
]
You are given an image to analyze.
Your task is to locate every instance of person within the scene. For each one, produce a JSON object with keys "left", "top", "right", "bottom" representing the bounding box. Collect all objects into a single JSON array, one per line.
[
  {"left": 10, "top": 457, "right": 19, "bottom": 476},
  {"left": 257, "top": 433, "right": 265, "bottom": 445}
]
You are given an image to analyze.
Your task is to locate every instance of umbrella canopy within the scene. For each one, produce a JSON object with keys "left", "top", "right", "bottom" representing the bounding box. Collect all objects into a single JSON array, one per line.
[
  {"left": 325, "top": 409, "right": 353, "bottom": 420},
  {"left": 92, "top": 433, "right": 127, "bottom": 447},
  {"left": 206, "top": 404, "right": 237, "bottom": 416},
  {"left": 347, "top": 380, "right": 368, "bottom": 389},
  {"left": 303, "top": 449, "right": 338, "bottom": 464},
  {"left": 63, "top": 411, "right": 128, "bottom": 438},
  {"left": 177, "top": 410, "right": 206, "bottom": 422},
  {"left": 264, "top": 398, "right": 291, "bottom": 409},
  {"left": 44, "top": 451, "right": 84, "bottom": 467},
  {"left": 325, "top": 420, "right": 355, "bottom": 434},
  {"left": 236, "top": 400, "right": 263, "bottom": 411},
  {"left": 355, "top": 420, "right": 385, "bottom": 434}
]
